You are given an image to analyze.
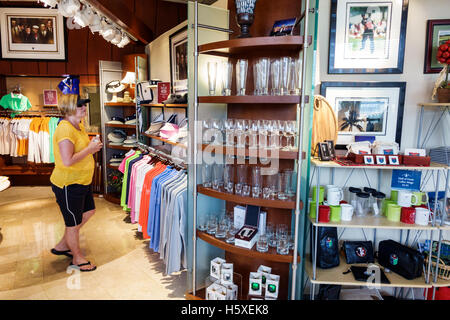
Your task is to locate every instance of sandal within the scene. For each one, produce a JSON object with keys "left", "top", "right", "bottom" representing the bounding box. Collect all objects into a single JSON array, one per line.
[
  {"left": 70, "top": 261, "right": 97, "bottom": 272},
  {"left": 51, "top": 248, "right": 73, "bottom": 258}
]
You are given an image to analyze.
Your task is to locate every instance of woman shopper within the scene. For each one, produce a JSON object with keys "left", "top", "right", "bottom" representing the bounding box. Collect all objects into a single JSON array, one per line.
[{"left": 49, "top": 94, "right": 102, "bottom": 272}]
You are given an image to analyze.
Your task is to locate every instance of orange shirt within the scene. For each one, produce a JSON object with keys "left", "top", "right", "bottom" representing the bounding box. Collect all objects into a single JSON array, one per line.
[{"left": 138, "top": 162, "right": 167, "bottom": 239}]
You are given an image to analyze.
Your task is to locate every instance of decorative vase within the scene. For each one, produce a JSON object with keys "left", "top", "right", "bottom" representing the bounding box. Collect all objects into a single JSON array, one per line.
[
  {"left": 437, "top": 87, "right": 450, "bottom": 103},
  {"left": 235, "top": 0, "right": 257, "bottom": 38}
]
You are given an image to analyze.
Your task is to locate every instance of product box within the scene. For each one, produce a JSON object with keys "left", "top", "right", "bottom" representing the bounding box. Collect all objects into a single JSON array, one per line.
[
  {"left": 235, "top": 205, "right": 260, "bottom": 249},
  {"left": 221, "top": 263, "right": 234, "bottom": 285},
  {"left": 259, "top": 211, "right": 267, "bottom": 235},
  {"left": 210, "top": 257, "right": 226, "bottom": 280},
  {"left": 234, "top": 205, "right": 246, "bottom": 229},
  {"left": 404, "top": 148, "right": 426, "bottom": 157},
  {"left": 265, "top": 274, "right": 280, "bottom": 300},
  {"left": 225, "top": 283, "right": 238, "bottom": 300},
  {"left": 206, "top": 284, "right": 217, "bottom": 300},
  {"left": 257, "top": 265, "right": 272, "bottom": 289},
  {"left": 249, "top": 272, "right": 262, "bottom": 296}
]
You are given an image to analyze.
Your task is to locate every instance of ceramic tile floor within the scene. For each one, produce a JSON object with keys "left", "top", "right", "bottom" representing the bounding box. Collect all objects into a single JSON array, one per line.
[{"left": 0, "top": 186, "right": 187, "bottom": 300}]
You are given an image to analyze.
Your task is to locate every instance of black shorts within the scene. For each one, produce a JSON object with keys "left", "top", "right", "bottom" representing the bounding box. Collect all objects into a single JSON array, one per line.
[{"left": 51, "top": 183, "right": 95, "bottom": 227}]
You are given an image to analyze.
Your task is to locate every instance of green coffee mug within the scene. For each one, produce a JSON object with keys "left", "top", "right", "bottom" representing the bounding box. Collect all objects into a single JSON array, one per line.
[
  {"left": 309, "top": 201, "right": 317, "bottom": 219},
  {"left": 312, "top": 186, "right": 325, "bottom": 203},
  {"left": 387, "top": 203, "right": 401, "bottom": 222},
  {"left": 330, "top": 205, "right": 341, "bottom": 222},
  {"left": 391, "top": 190, "right": 398, "bottom": 202},
  {"left": 412, "top": 192, "right": 428, "bottom": 206},
  {"left": 382, "top": 199, "right": 395, "bottom": 216}
]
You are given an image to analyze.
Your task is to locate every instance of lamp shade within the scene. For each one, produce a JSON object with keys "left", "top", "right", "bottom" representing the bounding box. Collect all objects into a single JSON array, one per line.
[{"left": 121, "top": 72, "right": 136, "bottom": 85}]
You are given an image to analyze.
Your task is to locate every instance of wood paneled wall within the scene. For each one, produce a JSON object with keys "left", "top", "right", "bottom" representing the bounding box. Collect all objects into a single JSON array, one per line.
[{"left": 0, "top": 0, "right": 187, "bottom": 85}]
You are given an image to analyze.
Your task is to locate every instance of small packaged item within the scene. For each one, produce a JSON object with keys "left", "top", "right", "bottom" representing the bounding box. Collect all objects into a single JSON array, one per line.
[
  {"left": 225, "top": 283, "right": 238, "bottom": 300},
  {"left": 265, "top": 274, "right": 280, "bottom": 300},
  {"left": 346, "top": 141, "right": 372, "bottom": 156},
  {"left": 210, "top": 257, "right": 226, "bottom": 280},
  {"left": 372, "top": 141, "right": 399, "bottom": 155},
  {"left": 233, "top": 205, "right": 246, "bottom": 229},
  {"left": 249, "top": 272, "right": 262, "bottom": 296},
  {"left": 221, "top": 263, "right": 234, "bottom": 285},
  {"left": 257, "top": 265, "right": 272, "bottom": 289},
  {"left": 404, "top": 148, "right": 426, "bottom": 157}
]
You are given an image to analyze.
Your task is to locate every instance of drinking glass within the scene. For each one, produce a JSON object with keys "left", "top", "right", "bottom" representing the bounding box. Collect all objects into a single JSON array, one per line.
[
  {"left": 236, "top": 59, "right": 248, "bottom": 96},
  {"left": 202, "top": 164, "right": 212, "bottom": 188},
  {"left": 253, "top": 60, "right": 261, "bottom": 95},
  {"left": 235, "top": 119, "right": 246, "bottom": 148},
  {"left": 212, "top": 163, "right": 224, "bottom": 191},
  {"left": 284, "top": 169, "right": 295, "bottom": 198},
  {"left": 276, "top": 224, "right": 288, "bottom": 239},
  {"left": 211, "top": 119, "right": 224, "bottom": 145},
  {"left": 278, "top": 172, "right": 289, "bottom": 200},
  {"left": 248, "top": 120, "right": 259, "bottom": 149},
  {"left": 257, "top": 120, "right": 268, "bottom": 150},
  {"left": 295, "top": 58, "right": 302, "bottom": 95},
  {"left": 259, "top": 57, "right": 270, "bottom": 95},
  {"left": 266, "top": 223, "right": 277, "bottom": 247},
  {"left": 268, "top": 120, "right": 280, "bottom": 149},
  {"left": 207, "top": 215, "right": 217, "bottom": 235},
  {"left": 207, "top": 61, "right": 217, "bottom": 96},
  {"left": 224, "top": 164, "right": 235, "bottom": 194},
  {"left": 287, "top": 120, "right": 297, "bottom": 150},
  {"left": 277, "top": 234, "right": 289, "bottom": 255},
  {"left": 270, "top": 59, "right": 281, "bottom": 95},
  {"left": 202, "top": 119, "right": 212, "bottom": 144},
  {"left": 280, "top": 56, "right": 291, "bottom": 95},
  {"left": 197, "top": 214, "right": 208, "bottom": 231},
  {"left": 215, "top": 216, "right": 229, "bottom": 239},
  {"left": 224, "top": 118, "right": 235, "bottom": 146},
  {"left": 283, "top": 120, "right": 293, "bottom": 151},
  {"left": 222, "top": 61, "right": 233, "bottom": 96},
  {"left": 256, "top": 233, "right": 269, "bottom": 253},
  {"left": 225, "top": 224, "right": 239, "bottom": 244},
  {"left": 235, "top": 164, "right": 248, "bottom": 196},
  {"left": 252, "top": 166, "right": 262, "bottom": 198},
  {"left": 263, "top": 171, "right": 277, "bottom": 199},
  {"left": 287, "top": 232, "right": 294, "bottom": 250},
  {"left": 288, "top": 60, "right": 297, "bottom": 95}
]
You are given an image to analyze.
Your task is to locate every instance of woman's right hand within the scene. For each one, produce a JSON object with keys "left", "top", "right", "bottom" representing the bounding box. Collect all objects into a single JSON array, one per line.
[{"left": 87, "top": 140, "right": 103, "bottom": 154}]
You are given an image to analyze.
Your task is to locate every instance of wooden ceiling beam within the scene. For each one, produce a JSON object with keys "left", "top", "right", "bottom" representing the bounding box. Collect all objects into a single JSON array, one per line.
[{"left": 87, "top": 0, "right": 153, "bottom": 44}]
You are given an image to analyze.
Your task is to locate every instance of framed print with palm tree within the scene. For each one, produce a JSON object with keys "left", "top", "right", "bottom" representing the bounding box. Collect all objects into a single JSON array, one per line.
[{"left": 320, "top": 81, "right": 406, "bottom": 148}]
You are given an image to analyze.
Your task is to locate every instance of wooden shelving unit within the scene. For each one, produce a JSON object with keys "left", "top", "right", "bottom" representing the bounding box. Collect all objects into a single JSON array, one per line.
[
  {"left": 107, "top": 144, "right": 135, "bottom": 151},
  {"left": 200, "top": 144, "right": 301, "bottom": 160},
  {"left": 105, "top": 123, "right": 136, "bottom": 129},
  {"left": 197, "top": 185, "right": 298, "bottom": 210},
  {"left": 141, "top": 103, "right": 188, "bottom": 108},
  {"left": 197, "top": 230, "right": 299, "bottom": 264},
  {"left": 198, "top": 95, "right": 306, "bottom": 104},
  {"left": 142, "top": 133, "right": 187, "bottom": 149},
  {"left": 107, "top": 164, "right": 120, "bottom": 170},
  {"left": 105, "top": 102, "right": 136, "bottom": 107}
]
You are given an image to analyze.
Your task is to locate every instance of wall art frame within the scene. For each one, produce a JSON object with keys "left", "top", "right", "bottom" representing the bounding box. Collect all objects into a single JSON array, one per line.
[
  {"left": 169, "top": 26, "right": 188, "bottom": 94},
  {"left": 424, "top": 19, "right": 450, "bottom": 74}
]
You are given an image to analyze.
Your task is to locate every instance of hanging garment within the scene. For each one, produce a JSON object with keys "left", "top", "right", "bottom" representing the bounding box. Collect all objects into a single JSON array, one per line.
[
  {"left": 0, "top": 93, "right": 32, "bottom": 117},
  {"left": 120, "top": 151, "right": 141, "bottom": 210}
]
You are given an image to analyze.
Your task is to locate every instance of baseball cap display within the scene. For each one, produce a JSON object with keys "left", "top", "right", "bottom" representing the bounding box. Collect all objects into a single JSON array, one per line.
[
  {"left": 107, "top": 129, "right": 127, "bottom": 143},
  {"left": 105, "top": 80, "right": 126, "bottom": 93},
  {"left": 145, "top": 113, "right": 164, "bottom": 135},
  {"left": 106, "top": 116, "right": 125, "bottom": 124},
  {"left": 123, "top": 135, "right": 137, "bottom": 147},
  {"left": 124, "top": 114, "right": 136, "bottom": 125},
  {"left": 159, "top": 123, "right": 179, "bottom": 141},
  {"left": 109, "top": 153, "right": 125, "bottom": 164}
]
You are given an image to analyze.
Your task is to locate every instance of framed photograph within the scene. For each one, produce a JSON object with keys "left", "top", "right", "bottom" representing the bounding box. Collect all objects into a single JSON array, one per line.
[
  {"left": 424, "top": 19, "right": 450, "bottom": 73},
  {"left": 328, "top": 0, "right": 409, "bottom": 74},
  {"left": 320, "top": 81, "right": 406, "bottom": 148},
  {"left": 388, "top": 155, "right": 400, "bottom": 165},
  {"left": 169, "top": 26, "right": 187, "bottom": 94},
  {"left": 363, "top": 155, "right": 374, "bottom": 165},
  {"left": 43, "top": 89, "right": 57, "bottom": 106},
  {"left": 0, "top": 8, "right": 66, "bottom": 60},
  {"left": 317, "top": 142, "right": 333, "bottom": 161},
  {"left": 376, "top": 155, "right": 387, "bottom": 165},
  {"left": 325, "top": 140, "right": 336, "bottom": 159},
  {"left": 270, "top": 18, "right": 297, "bottom": 36}
]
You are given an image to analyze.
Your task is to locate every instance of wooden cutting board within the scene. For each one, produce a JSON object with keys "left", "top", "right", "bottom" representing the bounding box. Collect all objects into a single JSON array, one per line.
[{"left": 311, "top": 95, "right": 338, "bottom": 156}]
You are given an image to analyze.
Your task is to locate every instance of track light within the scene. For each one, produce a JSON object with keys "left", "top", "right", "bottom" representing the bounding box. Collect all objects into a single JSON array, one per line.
[
  {"left": 88, "top": 13, "right": 102, "bottom": 33},
  {"left": 101, "top": 22, "right": 116, "bottom": 42},
  {"left": 110, "top": 30, "right": 123, "bottom": 45},
  {"left": 117, "top": 34, "right": 131, "bottom": 48},
  {"left": 38, "top": 0, "right": 59, "bottom": 8},
  {"left": 73, "top": 5, "right": 94, "bottom": 28},
  {"left": 58, "top": 0, "right": 80, "bottom": 17}
]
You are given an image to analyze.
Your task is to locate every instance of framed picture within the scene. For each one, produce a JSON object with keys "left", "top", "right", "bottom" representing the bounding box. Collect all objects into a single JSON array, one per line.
[
  {"left": 363, "top": 155, "right": 374, "bottom": 165},
  {"left": 169, "top": 26, "right": 188, "bottom": 95},
  {"left": 317, "top": 142, "right": 333, "bottom": 161},
  {"left": 388, "top": 155, "right": 400, "bottom": 165},
  {"left": 424, "top": 19, "right": 450, "bottom": 73},
  {"left": 320, "top": 82, "right": 406, "bottom": 148},
  {"left": 43, "top": 89, "right": 58, "bottom": 106},
  {"left": 325, "top": 140, "right": 336, "bottom": 159},
  {"left": 376, "top": 155, "right": 387, "bottom": 165},
  {"left": 270, "top": 18, "right": 297, "bottom": 36},
  {"left": 0, "top": 8, "right": 66, "bottom": 60},
  {"left": 328, "top": 0, "right": 409, "bottom": 74}
]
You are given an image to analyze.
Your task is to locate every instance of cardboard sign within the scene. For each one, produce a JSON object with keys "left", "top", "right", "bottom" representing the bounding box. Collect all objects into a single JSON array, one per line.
[
  {"left": 157, "top": 82, "right": 171, "bottom": 103},
  {"left": 391, "top": 170, "right": 422, "bottom": 191}
]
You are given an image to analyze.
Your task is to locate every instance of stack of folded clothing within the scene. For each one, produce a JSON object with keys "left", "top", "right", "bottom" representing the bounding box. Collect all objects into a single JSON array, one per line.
[
  {"left": 123, "top": 134, "right": 137, "bottom": 147},
  {"left": 109, "top": 153, "right": 125, "bottom": 166},
  {"left": 108, "top": 129, "right": 127, "bottom": 146}
]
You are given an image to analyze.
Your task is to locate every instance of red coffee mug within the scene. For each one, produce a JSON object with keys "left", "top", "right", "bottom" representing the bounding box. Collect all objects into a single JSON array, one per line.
[
  {"left": 340, "top": 200, "right": 348, "bottom": 204},
  {"left": 401, "top": 207, "right": 415, "bottom": 224},
  {"left": 319, "top": 205, "right": 331, "bottom": 223}
]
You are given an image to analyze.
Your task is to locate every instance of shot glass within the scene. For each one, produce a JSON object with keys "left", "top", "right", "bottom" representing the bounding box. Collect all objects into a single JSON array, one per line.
[
  {"left": 236, "top": 59, "right": 248, "bottom": 96},
  {"left": 215, "top": 216, "right": 229, "bottom": 239},
  {"left": 207, "top": 215, "right": 217, "bottom": 235},
  {"left": 221, "top": 61, "right": 233, "bottom": 96}
]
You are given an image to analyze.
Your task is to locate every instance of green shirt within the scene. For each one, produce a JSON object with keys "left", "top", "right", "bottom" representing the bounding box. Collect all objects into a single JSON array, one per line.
[
  {"left": 48, "top": 117, "right": 59, "bottom": 163},
  {"left": 0, "top": 93, "right": 32, "bottom": 117},
  {"left": 120, "top": 151, "right": 141, "bottom": 210}
]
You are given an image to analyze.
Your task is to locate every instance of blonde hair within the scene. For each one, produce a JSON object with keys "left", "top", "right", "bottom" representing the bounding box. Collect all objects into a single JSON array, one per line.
[{"left": 58, "top": 94, "right": 78, "bottom": 116}]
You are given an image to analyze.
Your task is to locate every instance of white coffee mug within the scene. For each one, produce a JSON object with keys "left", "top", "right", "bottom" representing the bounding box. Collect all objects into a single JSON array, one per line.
[
  {"left": 341, "top": 204, "right": 354, "bottom": 221},
  {"left": 415, "top": 207, "right": 430, "bottom": 226},
  {"left": 327, "top": 187, "right": 343, "bottom": 206},
  {"left": 397, "top": 190, "right": 418, "bottom": 208}
]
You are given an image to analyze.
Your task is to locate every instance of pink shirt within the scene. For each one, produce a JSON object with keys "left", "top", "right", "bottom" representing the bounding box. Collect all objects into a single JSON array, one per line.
[
  {"left": 118, "top": 150, "right": 136, "bottom": 173},
  {"left": 127, "top": 156, "right": 151, "bottom": 215}
]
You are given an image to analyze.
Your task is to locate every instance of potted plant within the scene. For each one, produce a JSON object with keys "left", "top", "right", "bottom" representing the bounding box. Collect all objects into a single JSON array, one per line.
[
  {"left": 433, "top": 40, "right": 450, "bottom": 103},
  {"left": 107, "top": 170, "right": 123, "bottom": 194}
]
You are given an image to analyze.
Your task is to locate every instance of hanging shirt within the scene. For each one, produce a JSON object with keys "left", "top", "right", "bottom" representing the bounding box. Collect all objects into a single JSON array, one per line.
[
  {"left": 120, "top": 151, "right": 141, "bottom": 209},
  {"left": 48, "top": 117, "right": 60, "bottom": 163},
  {"left": 0, "top": 93, "right": 32, "bottom": 117}
]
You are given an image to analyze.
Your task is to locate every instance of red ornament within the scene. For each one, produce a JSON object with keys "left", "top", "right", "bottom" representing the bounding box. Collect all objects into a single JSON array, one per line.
[
  {"left": 439, "top": 44, "right": 449, "bottom": 51},
  {"left": 437, "top": 50, "right": 443, "bottom": 58}
]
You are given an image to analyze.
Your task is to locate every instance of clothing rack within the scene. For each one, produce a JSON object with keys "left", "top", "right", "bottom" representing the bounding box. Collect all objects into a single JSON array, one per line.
[
  {"left": 136, "top": 142, "right": 187, "bottom": 170},
  {"left": 0, "top": 109, "right": 62, "bottom": 117}
]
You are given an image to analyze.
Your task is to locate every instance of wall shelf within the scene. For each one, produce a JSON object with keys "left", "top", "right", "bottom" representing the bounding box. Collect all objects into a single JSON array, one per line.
[
  {"left": 106, "top": 164, "right": 120, "bottom": 170},
  {"left": 106, "top": 144, "right": 135, "bottom": 151},
  {"left": 311, "top": 158, "right": 449, "bottom": 171},
  {"left": 105, "top": 102, "right": 136, "bottom": 107},
  {"left": 200, "top": 144, "right": 302, "bottom": 160},
  {"left": 198, "top": 95, "right": 307, "bottom": 104},
  {"left": 198, "top": 36, "right": 311, "bottom": 57},
  {"left": 197, "top": 185, "right": 299, "bottom": 210},
  {"left": 142, "top": 133, "right": 187, "bottom": 149},
  {"left": 105, "top": 123, "right": 136, "bottom": 129},
  {"left": 141, "top": 103, "right": 188, "bottom": 108},
  {"left": 197, "top": 230, "right": 299, "bottom": 264}
]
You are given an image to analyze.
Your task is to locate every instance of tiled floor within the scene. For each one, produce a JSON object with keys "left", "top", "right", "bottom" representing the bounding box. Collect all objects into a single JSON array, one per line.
[{"left": 0, "top": 186, "right": 187, "bottom": 300}]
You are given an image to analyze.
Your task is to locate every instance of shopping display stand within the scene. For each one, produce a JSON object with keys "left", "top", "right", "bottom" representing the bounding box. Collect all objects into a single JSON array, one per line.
[
  {"left": 188, "top": 0, "right": 315, "bottom": 300},
  {"left": 307, "top": 158, "right": 448, "bottom": 300}
]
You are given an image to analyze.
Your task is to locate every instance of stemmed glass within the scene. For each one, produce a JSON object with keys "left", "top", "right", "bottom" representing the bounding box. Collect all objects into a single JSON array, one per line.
[
  {"left": 258, "top": 120, "right": 268, "bottom": 150},
  {"left": 211, "top": 119, "right": 223, "bottom": 145},
  {"left": 287, "top": 120, "right": 297, "bottom": 151},
  {"left": 202, "top": 119, "right": 212, "bottom": 144},
  {"left": 235, "top": 119, "right": 245, "bottom": 148},
  {"left": 248, "top": 120, "right": 259, "bottom": 149},
  {"left": 268, "top": 120, "right": 280, "bottom": 149}
]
